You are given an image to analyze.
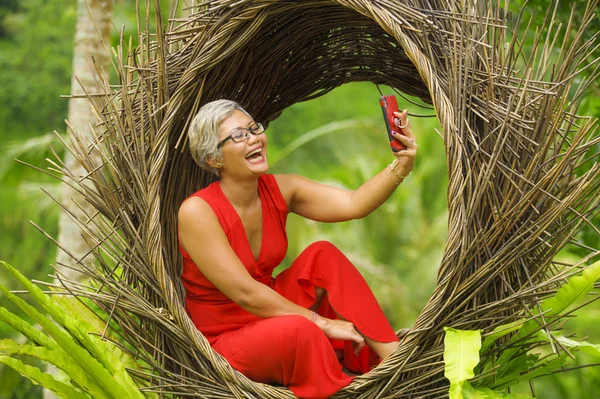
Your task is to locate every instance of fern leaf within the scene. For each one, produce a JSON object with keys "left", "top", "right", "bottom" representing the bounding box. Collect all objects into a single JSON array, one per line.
[
  {"left": 0, "top": 264, "right": 133, "bottom": 398},
  {"left": 0, "top": 339, "right": 111, "bottom": 398},
  {"left": 0, "top": 355, "right": 88, "bottom": 399}
]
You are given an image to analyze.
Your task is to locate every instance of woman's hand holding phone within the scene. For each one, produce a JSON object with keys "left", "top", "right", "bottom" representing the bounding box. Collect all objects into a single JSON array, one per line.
[
  {"left": 390, "top": 109, "right": 416, "bottom": 178},
  {"left": 379, "top": 95, "right": 417, "bottom": 178}
]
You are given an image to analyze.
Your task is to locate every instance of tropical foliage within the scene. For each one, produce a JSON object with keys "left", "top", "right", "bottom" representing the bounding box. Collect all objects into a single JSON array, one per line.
[
  {"left": 0, "top": 262, "right": 153, "bottom": 399},
  {"left": 443, "top": 260, "right": 600, "bottom": 398},
  {"left": 0, "top": 0, "right": 599, "bottom": 397}
]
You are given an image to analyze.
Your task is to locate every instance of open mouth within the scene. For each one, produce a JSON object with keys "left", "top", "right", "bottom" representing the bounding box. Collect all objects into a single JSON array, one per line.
[{"left": 245, "top": 147, "right": 265, "bottom": 164}]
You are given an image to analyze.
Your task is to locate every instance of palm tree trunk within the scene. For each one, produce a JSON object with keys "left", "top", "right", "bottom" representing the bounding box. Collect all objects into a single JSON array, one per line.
[
  {"left": 46, "top": 0, "right": 113, "bottom": 397},
  {"left": 56, "top": 0, "right": 113, "bottom": 282}
]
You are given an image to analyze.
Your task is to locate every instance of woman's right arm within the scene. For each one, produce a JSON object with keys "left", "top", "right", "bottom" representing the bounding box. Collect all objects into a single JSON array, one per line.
[{"left": 178, "top": 197, "right": 365, "bottom": 354}]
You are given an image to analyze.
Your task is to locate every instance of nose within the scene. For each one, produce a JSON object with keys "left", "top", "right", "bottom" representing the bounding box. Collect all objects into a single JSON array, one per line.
[{"left": 247, "top": 130, "right": 259, "bottom": 145}]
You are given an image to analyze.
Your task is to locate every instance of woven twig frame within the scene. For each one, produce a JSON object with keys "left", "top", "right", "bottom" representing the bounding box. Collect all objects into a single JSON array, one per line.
[{"left": 52, "top": 0, "right": 600, "bottom": 397}]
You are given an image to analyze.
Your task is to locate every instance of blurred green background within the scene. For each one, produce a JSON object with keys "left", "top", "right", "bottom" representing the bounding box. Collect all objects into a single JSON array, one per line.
[{"left": 0, "top": 0, "right": 598, "bottom": 398}]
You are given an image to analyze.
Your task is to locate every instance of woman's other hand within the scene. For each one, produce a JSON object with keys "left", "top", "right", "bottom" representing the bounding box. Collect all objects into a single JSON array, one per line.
[
  {"left": 315, "top": 317, "right": 365, "bottom": 356},
  {"left": 390, "top": 109, "right": 417, "bottom": 176}
]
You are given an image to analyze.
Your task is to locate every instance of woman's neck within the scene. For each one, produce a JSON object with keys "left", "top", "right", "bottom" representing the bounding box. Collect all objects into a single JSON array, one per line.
[{"left": 219, "top": 175, "right": 260, "bottom": 208}]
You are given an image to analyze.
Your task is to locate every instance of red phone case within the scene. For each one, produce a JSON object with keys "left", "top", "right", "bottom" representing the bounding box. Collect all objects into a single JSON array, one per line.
[{"left": 379, "top": 95, "right": 405, "bottom": 152}]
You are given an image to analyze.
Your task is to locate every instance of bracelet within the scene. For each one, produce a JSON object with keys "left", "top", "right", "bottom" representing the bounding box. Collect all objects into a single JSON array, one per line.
[
  {"left": 386, "top": 162, "right": 409, "bottom": 186},
  {"left": 389, "top": 166, "right": 409, "bottom": 181},
  {"left": 386, "top": 165, "right": 401, "bottom": 185},
  {"left": 309, "top": 310, "right": 319, "bottom": 323},
  {"left": 389, "top": 159, "right": 410, "bottom": 180}
]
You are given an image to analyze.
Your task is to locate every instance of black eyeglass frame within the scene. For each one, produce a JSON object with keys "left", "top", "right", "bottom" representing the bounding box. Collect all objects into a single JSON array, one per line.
[{"left": 217, "top": 122, "right": 264, "bottom": 148}]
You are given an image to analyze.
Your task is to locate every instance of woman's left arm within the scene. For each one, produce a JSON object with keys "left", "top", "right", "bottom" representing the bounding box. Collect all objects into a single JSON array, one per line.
[{"left": 276, "top": 110, "right": 417, "bottom": 222}]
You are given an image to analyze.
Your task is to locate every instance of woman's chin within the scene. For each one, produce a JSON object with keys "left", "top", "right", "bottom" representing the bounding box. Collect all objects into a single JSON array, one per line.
[{"left": 245, "top": 156, "right": 269, "bottom": 174}]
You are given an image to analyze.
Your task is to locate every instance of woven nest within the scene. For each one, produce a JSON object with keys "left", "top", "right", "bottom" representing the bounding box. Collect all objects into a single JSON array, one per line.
[{"left": 53, "top": 0, "right": 600, "bottom": 397}]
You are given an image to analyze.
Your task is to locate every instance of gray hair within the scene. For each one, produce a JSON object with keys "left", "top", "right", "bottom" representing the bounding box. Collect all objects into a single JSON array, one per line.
[{"left": 188, "top": 99, "right": 251, "bottom": 177}]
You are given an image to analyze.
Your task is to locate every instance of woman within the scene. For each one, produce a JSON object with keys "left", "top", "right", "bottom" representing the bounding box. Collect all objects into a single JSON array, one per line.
[{"left": 178, "top": 99, "right": 417, "bottom": 399}]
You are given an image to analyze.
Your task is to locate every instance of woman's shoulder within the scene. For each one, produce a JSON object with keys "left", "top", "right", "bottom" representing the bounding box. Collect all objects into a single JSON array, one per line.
[
  {"left": 181, "top": 181, "right": 219, "bottom": 204},
  {"left": 179, "top": 181, "right": 221, "bottom": 217},
  {"left": 178, "top": 195, "right": 212, "bottom": 222}
]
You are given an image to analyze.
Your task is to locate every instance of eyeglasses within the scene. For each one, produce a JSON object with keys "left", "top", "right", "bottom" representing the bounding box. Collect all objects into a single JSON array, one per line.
[{"left": 217, "top": 122, "right": 264, "bottom": 148}]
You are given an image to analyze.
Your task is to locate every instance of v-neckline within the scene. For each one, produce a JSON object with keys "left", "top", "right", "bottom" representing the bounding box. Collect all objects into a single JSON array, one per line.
[{"left": 218, "top": 181, "right": 265, "bottom": 263}]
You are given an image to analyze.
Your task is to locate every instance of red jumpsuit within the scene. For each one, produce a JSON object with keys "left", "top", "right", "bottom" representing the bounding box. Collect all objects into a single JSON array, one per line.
[{"left": 179, "top": 174, "right": 398, "bottom": 399}]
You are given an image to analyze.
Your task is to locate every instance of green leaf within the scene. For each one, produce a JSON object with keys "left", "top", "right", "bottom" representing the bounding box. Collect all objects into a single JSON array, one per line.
[
  {"left": 52, "top": 295, "right": 141, "bottom": 372},
  {"left": 449, "top": 381, "right": 467, "bottom": 399},
  {"left": 462, "top": 382, "right": 496, "bottom": 399},
  {"left": 0, "top": 355, "right": 89, "bottom": 399},
  {"left": 495, "top": 260, "right": 600, "bottom": 377},
  {"left": 493, "top": 353, "right": 568, "bottom": 389},
  {"left": 0, "top": 263, "right": 133, "bottom": 399},
  {"left": 481, "top": 319, "right": 526, "bottom": 351},
  {"left": 489, "top": 353, "right": 539, "bottom": 388},
  {"left": 0, "top": 133, "right": 62, "bottom": 180},
  {"left": 0, "top": 339, "right": 111, "bottom": 398},
  {"left": 1, "top": 261, "right": 145, "bottom": 399},
  {"left": 0, "top": 306, "right": 58, "bottom": 349},
  {"left": 444, "top": 328, "right": 482, "bottom": 383},
  {"left": 541, "top": 260, "right": 600, "bottom": 317},
  {"left": 539, "top": 331, "right": 600, "bottom": 358},
  {"left": 462, "top": 381, "right": 536, "bottom": 399},
  {"left": 444, "top": 327, "right": 482, "bottom": 399}
]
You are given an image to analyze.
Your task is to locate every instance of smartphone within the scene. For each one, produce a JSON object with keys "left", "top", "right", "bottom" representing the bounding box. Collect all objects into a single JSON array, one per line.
[{"left": 379, "top": 95, "right": 406, "bottom": 152}]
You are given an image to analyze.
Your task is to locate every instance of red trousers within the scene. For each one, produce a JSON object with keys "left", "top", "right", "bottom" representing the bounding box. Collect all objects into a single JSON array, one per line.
[{"left": 211, "top": 241, "right": 399, "bottom": 399}]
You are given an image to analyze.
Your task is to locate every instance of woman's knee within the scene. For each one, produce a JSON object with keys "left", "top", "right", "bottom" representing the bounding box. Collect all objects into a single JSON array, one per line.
[
  {"left": 307, "top": 241, "right": 355, "bottom": 270},
  {"left": 308, "top": 240, "right": 333, "bottom": 248},
  {"left": 306, "top": 240, "right": 338, "bottom": 253}
]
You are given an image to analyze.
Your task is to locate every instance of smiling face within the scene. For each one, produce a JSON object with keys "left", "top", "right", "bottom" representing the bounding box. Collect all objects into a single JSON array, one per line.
[{"left": 216, "top": 109, "right": 268, "bottom": 178}]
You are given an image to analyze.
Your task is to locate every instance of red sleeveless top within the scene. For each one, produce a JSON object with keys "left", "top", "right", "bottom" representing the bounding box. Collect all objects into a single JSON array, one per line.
[{"left": 179, "top": 174, "right": 288, "bottom": 341}]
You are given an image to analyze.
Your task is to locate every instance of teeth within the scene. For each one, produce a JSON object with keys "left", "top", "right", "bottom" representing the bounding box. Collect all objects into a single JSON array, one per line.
[{"left": 245, "top": 148, "right": 262, "bottom": 158}]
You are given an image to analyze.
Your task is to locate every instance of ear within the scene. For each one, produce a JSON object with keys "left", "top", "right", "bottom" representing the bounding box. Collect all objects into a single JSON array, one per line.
[{"left": 205, "top": 156, "right": 222, "bottom": 169}]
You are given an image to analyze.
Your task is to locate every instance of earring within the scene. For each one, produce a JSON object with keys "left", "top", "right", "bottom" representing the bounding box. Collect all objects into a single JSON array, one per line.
[{"left": 216, "top": 163, "right": 222, "bottom": 168}]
